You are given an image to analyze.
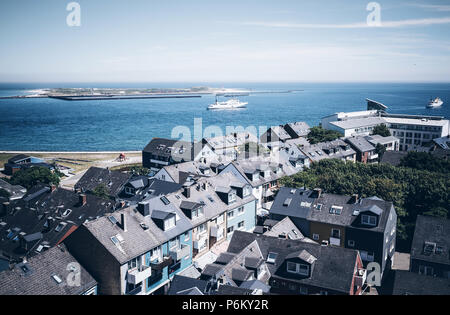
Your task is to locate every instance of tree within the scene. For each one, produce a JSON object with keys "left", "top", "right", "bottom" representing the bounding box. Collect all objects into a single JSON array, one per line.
[
  {"left": 9, "top": 167, "right": 61, "bottom": 189},
  {"left": 92, "top": 184, "right": 110, "bottom": 200},
  {"left": 399, "top": 151, "right": 450, "bottom": 173},
  {"left": 375, "top": 143, "right": 386, "bottom": 162},
  {"left": 307, "top": 127, "right": 343, "bottom": 145},
  {"left": 372, "top": 124, "right": 391, "bottom": 137}
]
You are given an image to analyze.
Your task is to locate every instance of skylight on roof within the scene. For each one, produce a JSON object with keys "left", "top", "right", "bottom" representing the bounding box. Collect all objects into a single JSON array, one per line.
[
  {"left": 52, "top": 275, "right": 63, "bottom": 284},
  {"left": 267, "top": 252, "right": 278, "bottom": 264},
  {"left": 161, "top": 196, "right": 170, "bottom": 205},
  {"left": 108, "top": 216, "right": 118, "bottom": 225}
]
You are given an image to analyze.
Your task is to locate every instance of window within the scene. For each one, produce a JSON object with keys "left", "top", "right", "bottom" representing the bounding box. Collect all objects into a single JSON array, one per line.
[
  {"left": 238, "top": 221, "right": 245, "bottom": 230},
  {"left": 287, "top": 262, "right": 309, "bottom": 276},
  {"left": 330, "top": 206, "right": 343, "bottom": 215},
  {"left": 165, "top": 216, "right": 176, "bottom": 230},
  {"left": 361, "top": 215, "right": 377, "bottom": 226},
  {"left": 348, "top": 240, "right": 355, "bottom": 247},
  {"left": 197, "top": 223, "right": 207, "bottom": 235},
  {"left": 184, "top": 233, "right": 190, "bottom": 242},
  {"left": 360, "top": 251, "right": 375, "bottom": 262},
  {"left": 238, "top": 206, "right": 245, "bottom": 215},
  {"left": 216, "top": 214, "right": 224, "bottom": 225},
  {"left": 419, "top": 265, "right": 434, "bottom": 276},
  {"left": 316, "top": 204, "right": 323, "bottom": 211},
  {"left": 229, "top": 192, "right": 237, "bottom": 203},
  {"left": 313, "top": 234, "right": 320, "bottom": 241},
  {"left": 227, "top": 226, "right": 234, "bottom": 234},
  {"left": 299, "top": 287, "right": 308, "bottom": 295},
  {"left": 267, "top": 252, "right": 278, "bottom": 264},
  {"left": 227, "top": 210, "right": 235, "bottom": 219},
  {"left": 169, "top": 237, "right": 179, "bottom": 250},
  {"left": 243, "top": 186, "right": 251, "bottom": 197},
  {"left": 331, "top": 229, "right": 341, "bottom": 239}
]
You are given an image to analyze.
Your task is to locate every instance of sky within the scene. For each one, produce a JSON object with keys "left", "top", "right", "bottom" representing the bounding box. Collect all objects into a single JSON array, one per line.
[{"left": 0, "top": 0, "right": 450, "bottom": 83}]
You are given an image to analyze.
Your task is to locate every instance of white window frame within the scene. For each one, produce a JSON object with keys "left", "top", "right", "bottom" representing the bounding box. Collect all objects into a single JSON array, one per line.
[{"left": 362, "top": 214, "right": 377, "bottom": 226}]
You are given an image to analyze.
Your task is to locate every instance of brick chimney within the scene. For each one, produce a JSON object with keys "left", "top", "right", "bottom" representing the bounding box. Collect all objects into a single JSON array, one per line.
[
  {"left": 50, "top": 183, "right": 57, "bottom": 193},
  {"left": 79, "top": 194, "right": 87, "bottom": 206}
]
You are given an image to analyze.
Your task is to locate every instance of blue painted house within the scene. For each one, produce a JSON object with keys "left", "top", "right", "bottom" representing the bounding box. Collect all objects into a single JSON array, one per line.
[{"left": 65, "top": 196, "right": 194, "bottom": 295}]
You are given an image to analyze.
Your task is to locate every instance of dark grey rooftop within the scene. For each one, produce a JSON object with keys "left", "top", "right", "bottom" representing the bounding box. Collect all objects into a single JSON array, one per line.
[
  {"left": 0, "top": 245, "right": 97, "bottom": 295},
  {"left": 392, "top": 270, "right": 450, "bottom": 295},
  {"left": 75, "top": 167, "right": 131, "bottom": 197},
  {"left": 411, "top": 215, "right": 450, "bottom": 266}
]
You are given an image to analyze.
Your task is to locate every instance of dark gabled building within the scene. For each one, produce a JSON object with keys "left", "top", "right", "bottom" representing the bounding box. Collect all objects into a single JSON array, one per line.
[
  {"left": 142, "top": 138, "right": 198, "bottom": 172},
  {"left": 168, "top": 275, "right": 211, "bottom": 295},
  {"left": 0, "top": 244, "right": 97, "bottom": 295},
  {"left": 391, "top": 270, "right": 450, "bottom": 295},
  {"left": 0, "top": 185, "right": 116, "bottom": 267},
  {"left": 345, "top": 136, "right": 378, "bottom": 164},
  {"left": 74, "top": 167, "right": 132, "bottom": 199},
  {"left": 269, "top": 188, "right": 397, "bottom": 277},
  {"left": 410, "top": 215, "right": 450, "bottom": 279},
  {"left": 4, "top": 154, "right": 54, "bottom": 176},
  {"left": 283, "top": 122, "right": 311, "bottom": 139},
  {"left": 227, "top": 231, "right": 366, "bottom": 295}
]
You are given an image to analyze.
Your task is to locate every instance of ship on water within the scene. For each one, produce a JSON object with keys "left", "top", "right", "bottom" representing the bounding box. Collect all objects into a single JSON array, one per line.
[
  {"left": 207, "top": 96, "right": 248, "bottom": 110},
  {"left": 427, "top": 97, "right": 444, "bottom": 108}
]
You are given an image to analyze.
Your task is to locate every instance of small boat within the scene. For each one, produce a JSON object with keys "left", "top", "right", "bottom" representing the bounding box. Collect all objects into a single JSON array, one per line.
[
  {"left": 427, "top": 97, "right": 444, "bottom": 108},
  {"left": 207, "top": 96, "right": 248, "bottom": 110}
]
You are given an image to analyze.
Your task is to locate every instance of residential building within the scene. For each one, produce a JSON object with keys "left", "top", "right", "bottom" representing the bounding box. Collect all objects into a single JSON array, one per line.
[
  {"left": 345, "top": 136, "right": 378, "bottom": 164},
  {"left": 202, "top": 132, "right": 259, "bottom": 160},
  {"left": 299, "top": 139, "right": 357, "bottom": 164},
  {"left": 4, "top": 154, "right": 54, "bottom": 176},
  {"left": 64, "top": 199, "right": 194, "bottom": 295},
  {"left": 221, "top": 154, "right": 298, "bottom": 211},
  {"left": 365, "top": 135, "right": 400, "bottom": 152},
  {"left": 226, "top": 231, "right": 367, "bottom": 295},
  {"left": 0, "top": 185, "right": 116, "bottom": 268},
  {"left": 391, "top": 270, "right": 450, "bottom": 295},
  {"left": 164, "top": 171, "right": 257, "bottom": 258},
  {"left": 269, "top": 188, "right": 397, "bottom": 277},
  {"left": 410, "top": 215, "right": 450, "bottom": 279},
  {"left": 260, "top": 122, "right": 310, "bottom": 151},
  {"left": 74, "top": 166, "right": 132, "bottom": 200},
  {"left": 117, "top": 176, "right": 182, "bottom": 206},
  {"left": 142, "top": 138, "right": 211, "bottom": 173},
  {"left": 261, "top": 216, "right": 316, "bottom": 244},
  {"left": 0, "top": 244, "right": 97, "bottom": 295},
  {"left": 284, "top": 122, "right": 311, "bottom": 139},
  {"left": 0, "top": 179, "right": 27, "bottom": 201}
]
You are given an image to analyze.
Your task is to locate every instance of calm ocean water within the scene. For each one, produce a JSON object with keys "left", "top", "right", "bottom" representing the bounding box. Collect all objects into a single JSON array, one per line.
[{"left": 0, "top": 83, "right": 449, "bottom": 151}]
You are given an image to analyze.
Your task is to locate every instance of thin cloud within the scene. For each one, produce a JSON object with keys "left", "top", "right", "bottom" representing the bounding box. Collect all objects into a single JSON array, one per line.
[
  {"left": 240, "top": 17, "right": 450, "bottom": 29},
  {"left": 412, "top": 4, "right": 450, "bottom": 12}
]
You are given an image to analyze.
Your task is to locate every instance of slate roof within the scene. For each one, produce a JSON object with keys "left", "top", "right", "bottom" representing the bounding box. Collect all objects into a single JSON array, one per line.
[
  {"left": 75, "top": 167, "right": 132, "bottom": 197},
  {"left": 168, "top": 275, "right": 210, "bottom": 295},
  {"left": 285, "top": 122, "right": 311, "bottom": 138},
  {"left": 263, "top": 217, "right": 316, "bottom": 243},
  {"left": 143, "top": 138, "right": 196, "bottom": 161},
  {"left": 391, "top": 270, "right": 450, "bottom": 295},
  {"left": 239, "top": 279, "right": 271, "bottom": 293},
  {"left": 228, "top": 231, "right": 359, "bottom": 294},
  {"left": 82, "top": 198, "right": 192, "bottom": 264},
  {"left": 345, "top": 136, "right": 376, "bottom": 153},
  {"left": 7, "top": 154, "right": 31, "bottom": 164},
  {"left": 299, "top": 139, "right": 356, "bottom": 163},
  {"left": 0, "top": 244, "right": 97, "bottom": 295},
  {"left": 118, "top": 177, "right": 182, "bottom": 205},
  {"left": 0, "top": 186, "right": 115, "bottom": 263},
  {"left": 411, "top": 215, "right": 450, "bottom": 266},
  {"left": 270, "top": 187, "right": 394, "bottom": 233}
]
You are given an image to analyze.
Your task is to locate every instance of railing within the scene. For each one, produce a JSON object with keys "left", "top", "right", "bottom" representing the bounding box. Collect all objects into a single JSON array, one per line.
[
  {"left": 127, "top": 286, "right": 143, "bottom": 295},
  {"left": 150, "top": 256, "right": 173, "bottom": 271},
  {"left": 169, "top": 244, "right": 190, "bottom": 261},
  {"left": 127, "top": 265, "right": 152, "bottom": 285}
]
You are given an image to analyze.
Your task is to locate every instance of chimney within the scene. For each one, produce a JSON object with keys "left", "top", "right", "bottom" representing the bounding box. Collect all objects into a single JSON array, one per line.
[
  {"left": 2, "top": 202, "right": 11, "bottom": 216},
  {"left": 350, "top": 194, "right": 359, "bottom": 204},
  {"left": 120, "top": 213, "right": 127, "bottom": 232},
  {"left": 183, "top": 186, "right": 191, "bottom": 198},
  {"left": 137, "top": 202, "right": 150, "bottom": 217},
  {"left": 120, "top": 200, "right": 126, "bottom": 208},
  {"left": 313, "top": 188, "right": 322, "bottom": 199},
  {"left": 50, "top": 183, "right": 57, "bottom": 193},
  {"left": 79, "top": 194, "right": 87, "bottom": 206}
]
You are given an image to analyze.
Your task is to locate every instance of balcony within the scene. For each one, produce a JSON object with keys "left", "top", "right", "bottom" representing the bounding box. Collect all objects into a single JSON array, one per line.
[
  {"left": 150, "top": 256, "right": 173, "bottom": 271},
  {"left": 127, "top": 286, "right": 143, "bottom": 295},
  {"left": 169, "top": 244, "right": 190, "bottom": 261},
  {"left": 354, "top": 269, "right": 367, "bottom": 287},
  {"left": 329, "top": 237, "right": 341, "bottom": 247},
  {"left": 127, "top": 265, "right": 152, "bottom": 285},
  {"left": 193, "top": 235, "right": 208, "bottom": 250},
  {"left": 210, "top": 225, "right": 224, "bottom": 239}
]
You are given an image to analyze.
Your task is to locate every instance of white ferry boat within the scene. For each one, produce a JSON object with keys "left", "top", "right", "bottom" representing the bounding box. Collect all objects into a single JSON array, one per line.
[
  {"left": 207, "top": 97, "right": 248, "bottom": 110},
  {"left": 427, "top": 97, "right": 444, "bottom": 108}
]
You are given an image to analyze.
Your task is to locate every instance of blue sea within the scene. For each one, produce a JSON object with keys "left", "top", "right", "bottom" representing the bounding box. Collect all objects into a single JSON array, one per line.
[{"left": 0, "top": 83, "right": 449, "bottom": 151}]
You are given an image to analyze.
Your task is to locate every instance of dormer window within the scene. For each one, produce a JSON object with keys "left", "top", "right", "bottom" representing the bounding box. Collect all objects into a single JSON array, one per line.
[
  {"left": 164, "top": 216, "right": 176, "bottom": 230},
  {"left": 361, "top": 214, "right": 377, "bottom": 226},
  {"left": 228, "top": 191, "right": 237, "bottom": 203},
  {"left": 287, "top": 262, "right": 310, "bottom": 276},
  {"left": 267, "top": 252, "right": 278, "bottom": 264},
  {"left": 243, "top": 185, "right": 251, "bottom": 197},
  {"left": 330, "top": 206, "right": 343, "bottom": 215}
]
